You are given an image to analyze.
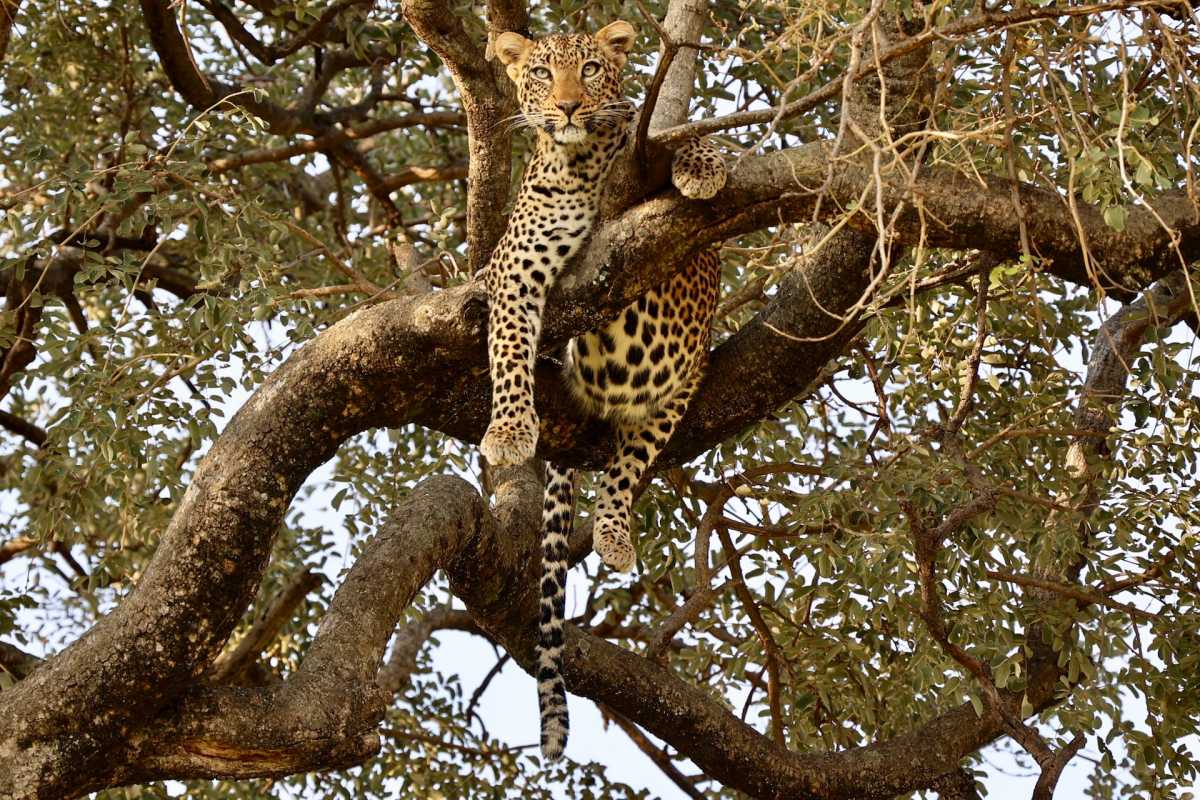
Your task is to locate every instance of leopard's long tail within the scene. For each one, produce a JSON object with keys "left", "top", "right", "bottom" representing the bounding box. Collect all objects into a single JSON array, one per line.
[{"left": 538, "top": 463, "right": 576, "bottom": 760}]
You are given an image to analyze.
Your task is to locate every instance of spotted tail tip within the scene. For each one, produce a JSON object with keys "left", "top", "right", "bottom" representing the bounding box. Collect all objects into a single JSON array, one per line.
[{"left": 540, "top": 722, "right": 567, "bottom": 761}]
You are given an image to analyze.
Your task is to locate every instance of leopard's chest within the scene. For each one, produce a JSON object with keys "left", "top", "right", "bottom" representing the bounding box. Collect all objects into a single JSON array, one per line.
[{"left": 564, "top": 252, "right": 720, "bottom": 422}]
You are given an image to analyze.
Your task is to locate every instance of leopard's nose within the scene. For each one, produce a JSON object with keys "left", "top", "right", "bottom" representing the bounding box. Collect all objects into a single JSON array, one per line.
[{"left": 556, "top": 101, "right": 581, "bottom": 120}]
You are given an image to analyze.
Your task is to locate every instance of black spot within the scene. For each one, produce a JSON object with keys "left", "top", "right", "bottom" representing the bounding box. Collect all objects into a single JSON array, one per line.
[
  {"left": 599, "top": 330, "right": 616, "bottom": 353},
  {"left": 531, "top": 270, "right": 546, "bottom": 284},
  {"left": 649, "top": 344, "right": 666, "bottom": 364},
  {"left": 627, "top": 344, "right": 644, "bottom": 365},
  {"left": 608, "top": 362, "right": 629, "bottom": 385},
  {"left": 623, "top": 309, "right": 638, "bottom": 337},
  {"left": 557, "top": 244, "right": 571, "bottom": 257}
]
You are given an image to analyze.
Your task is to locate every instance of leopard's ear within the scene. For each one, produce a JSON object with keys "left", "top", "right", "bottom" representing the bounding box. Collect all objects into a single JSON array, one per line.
[
  {"left": 595, "top": 20, "right": 636, "bottom": 67},
  {"left": 495, "top": 31, "right": 533, "bottom": 80}
]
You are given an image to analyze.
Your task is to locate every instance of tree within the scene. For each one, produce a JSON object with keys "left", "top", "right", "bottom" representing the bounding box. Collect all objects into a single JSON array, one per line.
[{"left": 0, "top": 0, "right": 1197, "bottom": 797}]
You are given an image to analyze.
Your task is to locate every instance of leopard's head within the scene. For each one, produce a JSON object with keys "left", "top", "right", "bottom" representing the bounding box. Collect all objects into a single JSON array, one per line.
[{"left": 495, "top": 21, "right": 635, "bottom": 145}]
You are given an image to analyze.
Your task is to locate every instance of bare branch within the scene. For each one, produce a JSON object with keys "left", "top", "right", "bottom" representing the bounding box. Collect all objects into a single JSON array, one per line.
[
  {"left": 645, "top": 0, "right": 709, "bottom": 135},
  {"left": 206, "top": 114, "right": 466, "bottom": 173},
  {"left": 0, "top": 0, "right": 21, "bottom": 66},
  {"left": 0, "top": 410, "right": 46, "bottom": 446},
  {"left": 717, "top": 527, "right": 785, "bottom": 747},
  {"left": 0, "top": 641, "right": 41, "bottom": 681},
  {"left": 207, "top": 568, "right": 323, "bottom": 684},
  {"left": 652, "top": 0, "right": 1174, "bottom": 144},
  {"left": 1031, "top": 734, "right": 1086, "bottom": 800},
  {"left": 0, "top": 536, "right": 36, "bottom": 565},
  {"left": 140, "top": 0, "right": 310, "bottom": 135},
  {"left": 377, "top": 607, "right": 480, "bottom": 696},
  {"left": 985, "top": 570, "right": 1158, "bottom": 623},
  {"left": 602, "top": 705, "right": 708, "bottom": 800}
]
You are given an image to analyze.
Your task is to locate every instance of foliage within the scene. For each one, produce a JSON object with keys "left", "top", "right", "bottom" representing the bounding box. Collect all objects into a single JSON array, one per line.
[{"left": 1, "top": 0, "right": 1198, "bottom": 798}]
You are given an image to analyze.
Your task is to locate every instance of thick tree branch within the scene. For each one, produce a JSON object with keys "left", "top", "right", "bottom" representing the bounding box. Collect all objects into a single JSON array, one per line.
[
  {"left": 401, "top": 0, "right": 514, "bottom": 269},
  {"left": 377, "top": 607, "right": 481, "bottom": 696},
  {"left": 3, "top": 67, "right": 1196, "bottom": 800},
  {"left": 140, "top": 0, "right": 310, "bottom": 135},
  {"left": 112, "top": 477, "right": 485, "bottom": 790},
  {"left": 0, "top": 0, "right": 20, "bottom": 67},
  {"left": 485, "top": 0, "right": 528, "bottom": 39},
  {"left": 645, "top": 0, "right": 708, "bottom": 135}
]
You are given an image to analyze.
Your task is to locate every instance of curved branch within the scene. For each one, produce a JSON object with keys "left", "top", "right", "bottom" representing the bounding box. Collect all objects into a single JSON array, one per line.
[
  {"left": 2, "top": 129, "right": 1195, "bottom": 796},
  {"left": 75, "top": 477, "right": 481, "bottom": 793},
  {"left": 140, "top": 0, "right": 309, "bottom": 135}
]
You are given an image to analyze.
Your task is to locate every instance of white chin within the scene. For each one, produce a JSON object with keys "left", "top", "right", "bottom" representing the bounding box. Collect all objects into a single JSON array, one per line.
[{"left": 554, "top": 126, "right": 588, "bottom": 144}]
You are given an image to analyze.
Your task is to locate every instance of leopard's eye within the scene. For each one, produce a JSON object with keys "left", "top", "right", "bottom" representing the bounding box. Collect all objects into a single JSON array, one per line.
[
  {"left": 581, "top": 61, "right": 601, "bottom": 78},
  {"left": 531, "top": 66, "right": 552, "bottom": 81}
]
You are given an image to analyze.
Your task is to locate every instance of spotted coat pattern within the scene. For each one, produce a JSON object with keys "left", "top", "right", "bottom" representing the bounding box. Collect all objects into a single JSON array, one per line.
[{"left": 485, "top": 21, "right": 726, "bottom": 761}]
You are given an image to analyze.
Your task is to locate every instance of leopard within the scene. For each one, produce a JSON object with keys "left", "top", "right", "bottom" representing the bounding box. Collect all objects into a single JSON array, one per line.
[{"left": 483, "top": 20, "right": 726, "bottom": 761}]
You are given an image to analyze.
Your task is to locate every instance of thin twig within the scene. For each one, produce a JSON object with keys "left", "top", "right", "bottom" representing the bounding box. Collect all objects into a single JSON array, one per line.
[
  {"left": 985, "top": 570, "right": 1159, "bottom": 623},
  {"left": 718, "top": 527, "right": 785, "bottom": 747},
  {"left": 601, "top": 705, "right": 708, "bottom": 800}
]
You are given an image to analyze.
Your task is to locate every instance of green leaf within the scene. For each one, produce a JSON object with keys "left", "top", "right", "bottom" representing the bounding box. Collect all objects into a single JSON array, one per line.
[{"left": 1104, "top": 205, "right": 1128, "bottom": 232}]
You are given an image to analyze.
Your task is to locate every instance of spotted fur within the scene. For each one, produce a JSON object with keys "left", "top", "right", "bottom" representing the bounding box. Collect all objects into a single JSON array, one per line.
[{"left": 485, "top": 21, "right": 726, "bottom": 761}]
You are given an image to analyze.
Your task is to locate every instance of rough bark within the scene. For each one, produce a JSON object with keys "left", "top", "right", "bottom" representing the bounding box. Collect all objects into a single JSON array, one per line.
[
  {"left": 0, "top": 0, "right": 21, "bottom": 67},
  {"left": 3, "top": 4, "right": 1199, "bottom": 798}
]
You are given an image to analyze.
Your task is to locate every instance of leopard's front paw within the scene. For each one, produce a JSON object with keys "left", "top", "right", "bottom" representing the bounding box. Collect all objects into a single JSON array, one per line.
[
  {"left": 593, "top": 516, "right": 636, "bottom": 573},
  {"left": 480, "top": 413, "right": 539, "bottom": 467},
  {"left": 672, "top": 138, "right": 727, "bottom": 200}
]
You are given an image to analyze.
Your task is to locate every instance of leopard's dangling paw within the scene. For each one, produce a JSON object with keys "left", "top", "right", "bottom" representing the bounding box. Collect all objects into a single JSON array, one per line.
[
  {"left": 480, "top": 412, "right": 539, "bottom": 467},
  {"left": 593, "top": 515, "right": 637, "bottom": 572},
  {"left": 672, "top": 138, "right": 727, "bottom": 200}
]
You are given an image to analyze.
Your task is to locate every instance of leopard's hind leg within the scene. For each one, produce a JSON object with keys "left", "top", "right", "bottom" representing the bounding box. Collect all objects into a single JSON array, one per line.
[{"left": 592, "top": 373, "right": 700, "bottom": 572}]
